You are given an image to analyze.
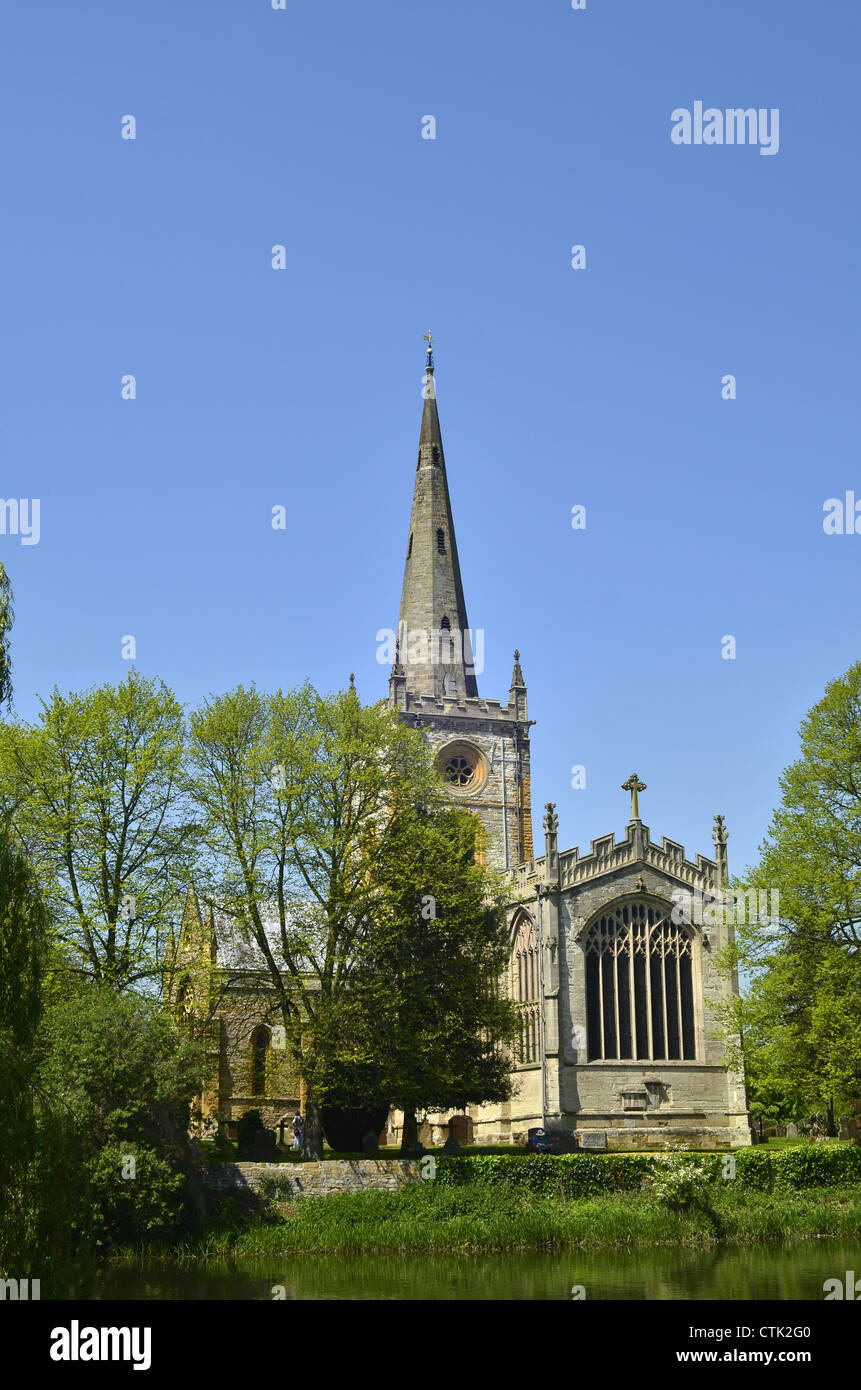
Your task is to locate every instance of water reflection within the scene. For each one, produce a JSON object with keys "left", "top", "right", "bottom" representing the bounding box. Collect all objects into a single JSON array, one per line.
[{"left": 55, "top": 1240, "right": 861, "bottom": 1301}]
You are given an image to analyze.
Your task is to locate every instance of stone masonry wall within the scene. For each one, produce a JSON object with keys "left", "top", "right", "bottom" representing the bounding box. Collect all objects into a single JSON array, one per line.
[{"left": 203, "top": 1158, "right": 423, "bottom": 1200}]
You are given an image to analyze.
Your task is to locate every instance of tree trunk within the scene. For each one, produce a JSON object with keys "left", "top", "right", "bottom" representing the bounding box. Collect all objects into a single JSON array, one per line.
[
  {"left": 400, "top": 1105, "right": 418, "bottom": 1156},
  {"left": 302, "top": 1099, "right": 325, "bottom": 1160},
  {"left": 826, "top": 1096, "right": 837, "bottom": 1138}
]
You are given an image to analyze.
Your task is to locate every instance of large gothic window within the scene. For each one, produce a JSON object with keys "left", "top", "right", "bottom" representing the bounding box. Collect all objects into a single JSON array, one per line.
[
  {"left": 584, "top": 901, "right": 696, "bottom": 1061},
  {"left": 511, "top": 913, "right": 540, "bottom": 1064}
]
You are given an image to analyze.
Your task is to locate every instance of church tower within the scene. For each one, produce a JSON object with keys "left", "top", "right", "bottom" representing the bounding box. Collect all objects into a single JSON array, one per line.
[{"left": 388, "top": 338, "right": 534, "bottom": 867}]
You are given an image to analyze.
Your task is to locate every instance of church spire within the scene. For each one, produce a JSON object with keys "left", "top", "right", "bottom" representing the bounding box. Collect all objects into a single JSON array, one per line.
[{"left": 395, "top": 337, "right": 479, "bottom": 700}]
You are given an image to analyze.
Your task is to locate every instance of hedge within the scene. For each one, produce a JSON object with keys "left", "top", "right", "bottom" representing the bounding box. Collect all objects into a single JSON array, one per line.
[{"left": 435, "top": 1143, "right": 861, "bottom": 1196}]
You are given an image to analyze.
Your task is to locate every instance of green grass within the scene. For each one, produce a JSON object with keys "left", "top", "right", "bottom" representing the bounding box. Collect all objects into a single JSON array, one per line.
[{"left": 186, "top": 1181, "right": 861, "bottom": 1257}]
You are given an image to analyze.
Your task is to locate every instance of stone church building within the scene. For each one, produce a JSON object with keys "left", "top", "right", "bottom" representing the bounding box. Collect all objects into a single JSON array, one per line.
[{"left": 176, "top": 341, "right": 751, "bottom": 1152}]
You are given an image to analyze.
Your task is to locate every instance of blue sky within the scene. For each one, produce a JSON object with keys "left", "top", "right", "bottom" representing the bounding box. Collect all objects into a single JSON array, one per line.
[{"left": 1, "top": 0, "right": 858, "bottom": 878}]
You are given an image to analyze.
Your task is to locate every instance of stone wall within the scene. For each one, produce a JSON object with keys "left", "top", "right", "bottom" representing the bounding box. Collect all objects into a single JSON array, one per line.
[{"left": 203, "top": 1158, "right": 423, "bottom": 1200}]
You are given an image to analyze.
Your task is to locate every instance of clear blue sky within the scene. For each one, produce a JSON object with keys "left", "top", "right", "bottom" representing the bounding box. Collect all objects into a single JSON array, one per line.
[{"left": 2, "top": 0, "right": 858, "bottom": 879}]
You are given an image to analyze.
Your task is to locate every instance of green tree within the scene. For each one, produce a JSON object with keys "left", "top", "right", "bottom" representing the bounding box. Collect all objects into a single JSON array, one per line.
[
  {"left": 0, "top": 669, "right": 199, "bottom": 990},
  {"left": 339, "top": 801, "right": 521, "bottom": 1154},
  {"left": 37, "top": 987, "right": 206, "bottom": 1248},
  {"left": 187, "top": 680, "right": 456, "bottom": 1158},
  {"left": 735, "top": 661, "right": 861, "bottom": 1130},
  {"left": 0, "top": 833, "right": 51, "bottom": 1272},
  {"left": 0, "top": 560, "right": 13, "bottom": 710}
]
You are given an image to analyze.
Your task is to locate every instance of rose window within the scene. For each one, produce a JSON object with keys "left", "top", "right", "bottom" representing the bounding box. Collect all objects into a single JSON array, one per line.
[{"left": 444, "top": 754, "right": 476, "bottom": 786}]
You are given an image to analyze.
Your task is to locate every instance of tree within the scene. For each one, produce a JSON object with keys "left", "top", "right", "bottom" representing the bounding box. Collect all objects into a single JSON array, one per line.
[
  {"left": 36, "top": 986, "right": 206, "bottom": 1249},
  {"left": 749, "top": 660, "right": 861, "bottom": 953},
  {"left": 0, "top": 833, "right": 52, "bottom": 1271},
  {"left": 336, "top": 802, "right": 520, "bottom": 1153},
  {"left": 734, "top": 661, "right": 861, "bottom": 1129},
  {"left": 0, "top": 670, "right": 199, "bottom": 991},
  {"left": 0, "top": 560, "right": 13, "bottom": 710},
  {"left": 187, "top": 680, "right": 454, "bottom": 1158}
]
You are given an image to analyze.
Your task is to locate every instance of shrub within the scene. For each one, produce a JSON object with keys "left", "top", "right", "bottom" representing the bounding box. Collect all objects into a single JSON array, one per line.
[
  {"left": 646, "top": 1150, "right": 711, "bottom": 1210},
  {"left": 436, "top": 1143, "right": 861, "bottom": 1197},
  {"left": 36, "top": 986, "right": 206, "bottom": 1250},
  {"left": 84, "top": 1145, "right": 186, "bottom": 1248}
]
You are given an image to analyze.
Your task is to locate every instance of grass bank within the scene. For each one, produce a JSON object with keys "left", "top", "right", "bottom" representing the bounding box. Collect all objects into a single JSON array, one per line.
[{"left": 183, "top": 1181, "right": 861, "bottom": 1257}]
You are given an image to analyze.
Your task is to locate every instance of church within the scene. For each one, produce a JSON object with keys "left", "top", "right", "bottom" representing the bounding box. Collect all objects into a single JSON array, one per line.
[{"left": 177, "top": 340, "right": 751, "bottom": 1152}]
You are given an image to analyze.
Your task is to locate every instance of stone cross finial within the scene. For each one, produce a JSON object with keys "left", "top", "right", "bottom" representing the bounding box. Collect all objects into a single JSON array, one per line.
[
  {"left": 621, "top": 772, "right": 646, "bottom": 821},
  {"left": 543, "top": 802, "right": 558, "bottom": 835}
]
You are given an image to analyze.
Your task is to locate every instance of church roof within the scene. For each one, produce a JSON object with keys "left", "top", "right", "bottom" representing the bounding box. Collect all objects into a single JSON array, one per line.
[{"left": 205, "top": 902, "right": 319, "bottom": 976}]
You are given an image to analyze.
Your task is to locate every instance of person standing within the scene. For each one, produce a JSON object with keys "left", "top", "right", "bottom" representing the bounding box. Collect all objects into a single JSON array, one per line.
[{"left": 291, "top": 1111, "right": 304, "bottom": 1151}]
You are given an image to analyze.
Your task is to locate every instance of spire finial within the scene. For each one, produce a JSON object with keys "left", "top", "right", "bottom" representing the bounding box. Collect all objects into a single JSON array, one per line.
[
  {"left": 349, "top": 673, "right": 355, "bottom": 689},
  {"left": 713, "top": 814, "right": 729, "bottom": 883},
  {"left": 621, "top": 772, "right": 647, "bottom": 821},
  {"left": 423, "top": 330, "right": 434, "bottom": 371}
]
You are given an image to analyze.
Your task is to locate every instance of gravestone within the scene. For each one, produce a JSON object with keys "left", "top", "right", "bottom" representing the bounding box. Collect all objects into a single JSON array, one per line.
[
  {"left": 580, "top": 1132, "right": 607, "bottom": 1150},
  {"left": 785, "top": 1123, "right": 798, "bottom": 1138},
  {"left": 838, "top": 1115, "right": 857, "bottom": 1142},
  {"left": 251, "top": 1128, "right": 277, "bottom": 1162},
  {"left": 448, "top": 1114, "right": 473, "bottom": 1146},
  {"left": 442, "top": 1133, "right": 461, "bottom": 1156},
  {"left": 362, "top": 1129, "right": 380, "bottom": 1157}
]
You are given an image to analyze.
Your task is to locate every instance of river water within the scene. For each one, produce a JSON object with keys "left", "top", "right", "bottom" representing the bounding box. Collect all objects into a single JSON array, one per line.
[{"left": 56, "top": 1240, "right": 859, "bottom": 1300}]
